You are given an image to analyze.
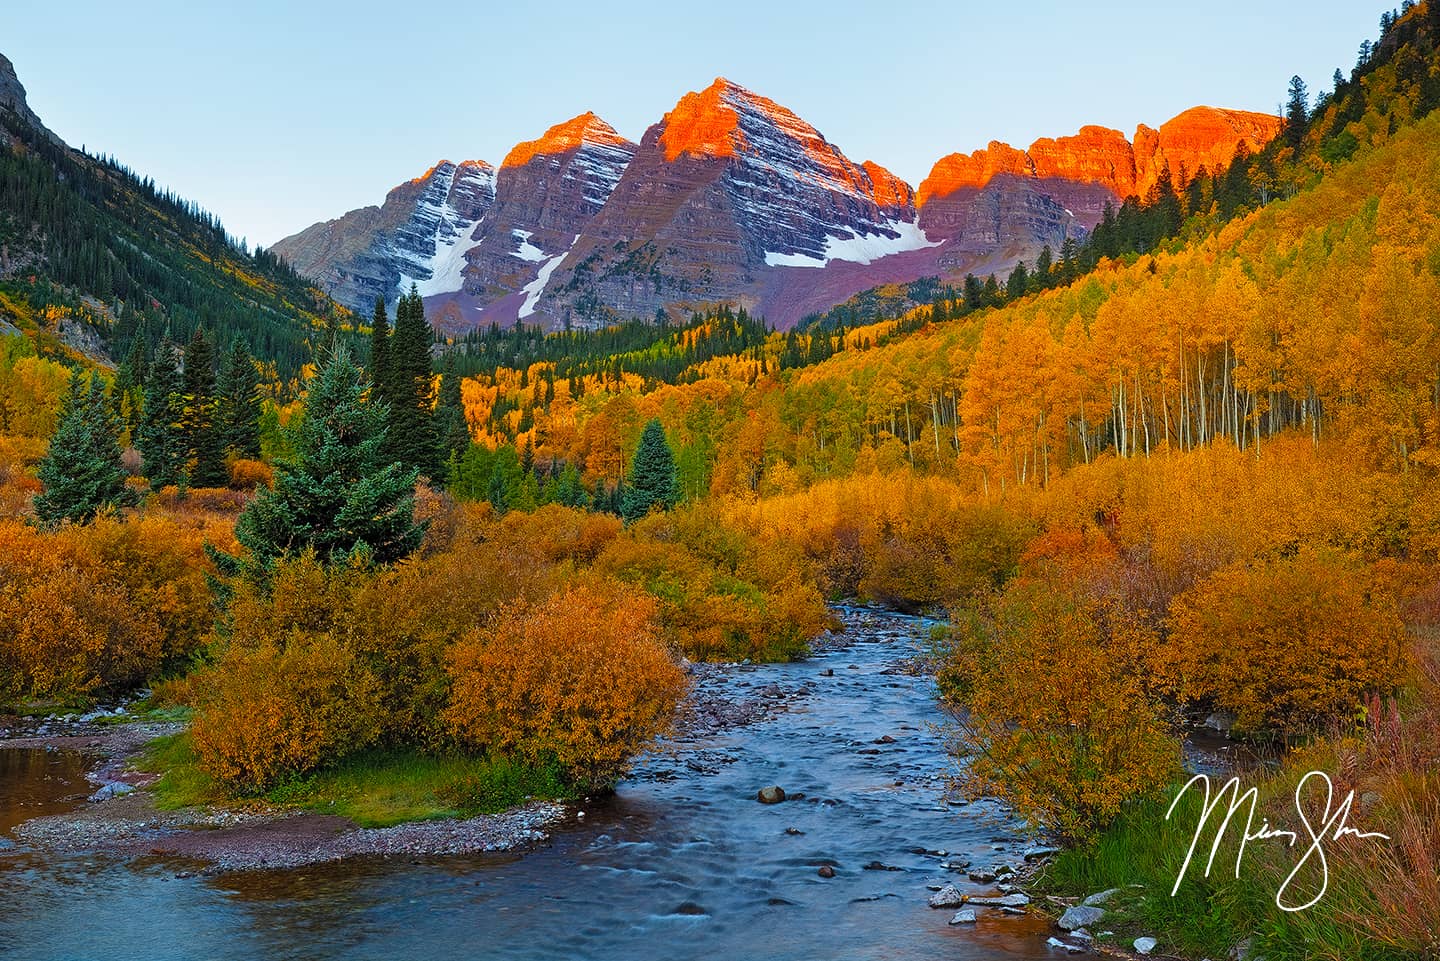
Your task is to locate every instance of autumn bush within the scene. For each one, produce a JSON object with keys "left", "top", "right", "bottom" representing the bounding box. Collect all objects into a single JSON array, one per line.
[
  {"left": 0, "top": 514, "right": 219, "bottom": 702},
  {"left": 939, "top": 577, "right": 1181, "bottom": 844},
  {"left": 1166, "top": 548, "right": 1408, "bottom": 735},
  {"left": 596, "top": 503, "right": 830, "bottom": 661},
  {"left": 189, "top": 631, "right": 385, "bottom": 792},
  {"left": 226, "top": 457, "right": 273, "bottom": 490},
  {"left": 445, "top": 580, "right": 688, "bottom": 789}
]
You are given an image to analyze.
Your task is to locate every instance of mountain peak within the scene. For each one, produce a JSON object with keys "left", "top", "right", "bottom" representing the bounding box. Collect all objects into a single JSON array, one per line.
[
  {"left": 503, "top": 113, "right": 632, "bottom": 168},
  {"left": 917, "top": 105, "right": 1283, "bottom": 209},
  {"left": 0, "top": 52, "right": 57, "bottom": 143}
]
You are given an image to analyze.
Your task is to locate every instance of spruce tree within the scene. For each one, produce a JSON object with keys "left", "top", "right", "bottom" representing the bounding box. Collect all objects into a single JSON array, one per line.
[
  {"left": 217, "top": 340, "right": 263, "bottom": 458},
  {"left": 183, "top": 329, "right": 227, "bottom": 487},
  {"left": 621, "top": 418, "right": 678, "bottom": 523},
  {"left": 384, "top": 286, "right": 438, "bottom": 477},
  {"left": 34, "top": 375, "right": 133, "bottom": 526},
  {"left": 369, "top": 295, "right": 390, "bottom": 401},
  {"left": 1285, "top": 75, "right": 1310, "bottom": 149},
  {"left": 434, "top": 354, "right": 469, "bottom": 469},
  {"left": 230, "top": 346, "right": 425, "bottom": 573},
  {"left": 137, "top": 344, "right": 188, "bottom": 489}
]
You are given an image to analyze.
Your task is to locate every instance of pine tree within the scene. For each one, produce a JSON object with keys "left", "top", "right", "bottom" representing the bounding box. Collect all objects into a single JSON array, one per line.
[
  {"left": 229, "top": 346, "right": 425, "bottom": 573},
  {"left": 34, "top": 374, "right": 134, "bottom": 526},
  {"left": 183, "top": 328, "right": 227, "bottom": 487},
  {"left": 1286, "top": 75, "right": 1310, "bottom": 149},
  {"left": 434, "top": 354, "right": 469, "bottom": 469},
  {"left": 384, "top": 286, "right": 438, "bottom": 477},
  {"left": 217, "top": 340, "right": 262, "bottom": 458},
  {"left": 137, "top": 344, "right": 188, "bottom": 489},
  {"left": 369, "top": 295, "right": 390, "bottom": 401},
  {"left": 621, "top": 418, "right": 678, "bottom": 523}
]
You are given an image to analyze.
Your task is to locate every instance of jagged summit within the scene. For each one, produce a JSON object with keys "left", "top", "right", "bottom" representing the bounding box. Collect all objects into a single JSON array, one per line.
[
  {"left": 274, "top": 82, "right": 1283, "bottom": 330},
  {"left": 503, "top": 112, "right": 633, "bottom": 168},
  {"left": 917, "top": 106, "right": 1284, "bottom": 208}
]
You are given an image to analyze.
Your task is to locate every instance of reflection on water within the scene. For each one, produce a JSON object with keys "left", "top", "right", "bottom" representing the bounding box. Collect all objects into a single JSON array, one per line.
[
  {"left": 1, "top": 610, "right": 1056, "bottom": 961},
  {"left": 0, "top": 747, "right": 90, "bottom": 837}
]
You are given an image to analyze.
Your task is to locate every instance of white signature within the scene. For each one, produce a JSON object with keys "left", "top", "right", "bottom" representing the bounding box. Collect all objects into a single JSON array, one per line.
[{"left": 1166, "top": 771, "right": 1390, "bottom": 912}]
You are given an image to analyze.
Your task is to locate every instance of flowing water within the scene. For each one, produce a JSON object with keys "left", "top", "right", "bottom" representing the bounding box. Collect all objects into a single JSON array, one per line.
[{"left": 0, "top": 608, "right": 1056, "bottom": 961}]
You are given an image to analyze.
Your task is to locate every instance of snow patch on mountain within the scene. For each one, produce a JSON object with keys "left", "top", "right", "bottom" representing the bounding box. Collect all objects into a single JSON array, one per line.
[
  {"left": 386, "top": 161, "right": 495, "bottom": 301},
  {"left": 519, "top": 235, "right": 579, "bottom": 318},
  {"left": 765, "top": 220, "right": 941, "bottom": 269},
  {"left": 511, "top": 229, "right": 549, "bottom": 263}
]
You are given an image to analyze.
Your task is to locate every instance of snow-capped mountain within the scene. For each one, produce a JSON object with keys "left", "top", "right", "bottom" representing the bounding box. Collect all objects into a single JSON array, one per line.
[
  {"left": 433, "top": 113, "right": 637, "bottom": 329},
  {"left": 272, "top": 81, "right": 1282, "bottom": 330},
  {"left": 529, "top": 78, "right": 935, "bottom": 329},
  {"left": 270, "top": 159, "right": 496, "bottom": 313}
]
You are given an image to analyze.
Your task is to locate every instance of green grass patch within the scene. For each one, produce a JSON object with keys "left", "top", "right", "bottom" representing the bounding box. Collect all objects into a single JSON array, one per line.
[
  {"left": 137, "top": 734, "right": 577, "bottom": 828},
  {"left": 1038, "top": 784, "right": 1408, "bottom": 961}
]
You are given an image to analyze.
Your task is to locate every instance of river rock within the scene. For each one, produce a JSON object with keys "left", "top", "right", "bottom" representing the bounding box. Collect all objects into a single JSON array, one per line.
[
  {"left": 1023, "top": 845, "right": 1060, "bottom": 861},
  {"left": 1083, "top": 887, "right": 1122, "bottom": 906},
  {"left": 1046, "top": 937, "right": 1086, "bottom": 955},
  {"left": 88, "top": 782, "right": 135, "bottom": 802},
  {"left": 1057, "top": 904, "right": 1105, "bottom": 930},
  {"left": 948, "top": 909, "right": 977, "bottom": 925},
  {"left": 967, "top": 869, "right": 997, "bottom": 883},
  {"left": 757, "top": 786, "right": 786, "bottom": 804},
  {"left": 928, "top": 884, "right": 965, "bottom": 908},
  {"left": 1135, "top": 936, "right": 1158, "bottom": 955},
  {"left": 968, "top": 892, "right": 1029, "bottom": 907}
]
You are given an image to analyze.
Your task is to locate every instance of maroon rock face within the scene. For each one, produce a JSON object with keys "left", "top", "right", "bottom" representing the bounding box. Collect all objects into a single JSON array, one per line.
[
  {"left": 528, "top": 78, "right": 930, "bottom": 330},
  {"left": 274, "top": 84, "right": 1284, "bottom": 332},
  {"left": 450, "top": 113, "right": 637, "bottom": 327}
]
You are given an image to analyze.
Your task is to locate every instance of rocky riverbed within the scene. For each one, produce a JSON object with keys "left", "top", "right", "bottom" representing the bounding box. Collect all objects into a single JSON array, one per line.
[{"left": 0, "top": 607, "right": 1076, "bottom": 961}]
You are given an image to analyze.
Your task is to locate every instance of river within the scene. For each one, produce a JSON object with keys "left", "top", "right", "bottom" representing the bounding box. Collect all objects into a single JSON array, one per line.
[{"left": 0, "top": 607, "right": 1056, "bottom": 961}]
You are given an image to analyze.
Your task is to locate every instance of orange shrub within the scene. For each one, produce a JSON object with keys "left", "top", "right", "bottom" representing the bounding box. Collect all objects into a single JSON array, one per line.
[
  {"left": 1166, "top": 548, "right": 1408, "bottom": 734},
  {"left": 445, "top": 581, "right": 687, "bottom": 788},
  {"left": 226, "top": 458, "right": 274, "bottom": 490},
  {"left": 939, "top": 579, "right": 1181, "bottom": 844},
  {"left": 0, "top": 514, "right": 219, "bottom": 701},
  {"left": 189, "top": 632, "right": 384, "bottom": 791}
]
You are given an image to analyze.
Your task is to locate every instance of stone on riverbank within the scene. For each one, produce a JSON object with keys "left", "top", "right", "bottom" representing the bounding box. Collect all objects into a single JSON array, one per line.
[
  {"left": 948, "top": 909, "right": 977, "bottom": 925},
  {"left": 928, "top": 884, "right": 965, "bottom": 908},
  {"left": 1057, "top": 904, "right": 1105, "bottom": 930},
  {"left": 757, "top": 786, "right": 786, "bottom": 804},
  {"left": 1134, "top": 936, "right": 1158, "bottom": 955},
  {"left": 1083, "top": 887, "right": 1122, "bottom": 906}
]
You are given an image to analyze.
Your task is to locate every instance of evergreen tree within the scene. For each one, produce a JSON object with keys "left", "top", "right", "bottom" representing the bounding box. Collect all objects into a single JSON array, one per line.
[
  {"left": 137, "top": 344, "right": 188, "bottom": 489},
  {"left": 183, "top": 328, "right": 227, "bottom": 487},
  {"left": 114, "top": 337, "right": 147, "bottom": 434},
  {"left": 1006, "top": 262, "right": 1030, "bottom": 301},
  {"left": 369, "top": 295, "right": 390, "bottom": 400},
  {"left": 487, "top": 467, "right": 509, "bottom": 516},
  {"left": 34, "top": 375, "right": 134, "bottom": 526},
  {"left": 217, "top": 340, "right": 262, "bottom": 458},
  {"left": 555, "top": 463, "right": 588, "bottom": 508},
  {"left": 384, "top": 286, "right": 438, "bottom": 477},
  {"left": 1286, "top": 75, "right": 1311, "bottom": 149},
  {"left": 621, "top": 418, "right": 678, "bottom": 523},
  {"left": 434, "top": 355, "right": 469, "bottom": 469},
  {"left": 229, "top": 346, "right": 424, "bottom": 573}
]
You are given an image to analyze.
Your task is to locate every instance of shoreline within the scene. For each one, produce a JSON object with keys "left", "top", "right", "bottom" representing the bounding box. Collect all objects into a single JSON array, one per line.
[{"left": 0, "top": 629, "right": 836, "bottom": 873}]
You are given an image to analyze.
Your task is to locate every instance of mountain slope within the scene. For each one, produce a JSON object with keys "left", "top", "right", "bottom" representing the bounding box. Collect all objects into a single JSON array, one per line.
[
  {"left": 270, "top": 159, "right": 497, "bottom": 315},
  {"left": 0, "top": 53, "right": 337, "bottom": 373},
  {"left": 275, "top": 82, "right": 1281, "bottom": 333}
]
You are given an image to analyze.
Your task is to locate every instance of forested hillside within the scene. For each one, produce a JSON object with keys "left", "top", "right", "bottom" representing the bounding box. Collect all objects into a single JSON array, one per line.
[{"left": 0, "top": 101, "right": 343, "bottom": 376}]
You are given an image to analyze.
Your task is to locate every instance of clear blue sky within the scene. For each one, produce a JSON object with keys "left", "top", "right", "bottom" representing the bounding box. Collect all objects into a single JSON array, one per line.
[{"left": 5, "top": 1, "right": 1384, "bottom": 246}]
